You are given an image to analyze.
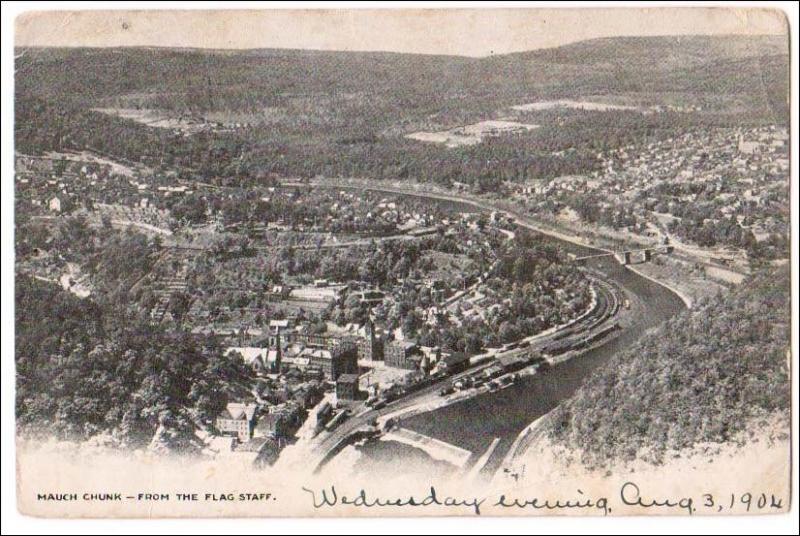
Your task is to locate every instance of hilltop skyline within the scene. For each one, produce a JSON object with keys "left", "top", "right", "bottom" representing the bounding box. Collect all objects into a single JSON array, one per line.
[{"left": 15, "top": 8, "right": 788, "bottom": 57}]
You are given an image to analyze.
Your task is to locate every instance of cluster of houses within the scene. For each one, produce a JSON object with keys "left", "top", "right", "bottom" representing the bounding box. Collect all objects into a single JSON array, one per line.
[
  {"left": 209, "top": 306, "right": 487, "bottom": 465},
  {"left": 324, "top": 192, "right": 443, "bottom": 235},
  {"left": 15, "top": 153, "right": 194, "bottom": 233},
  {"left": 509, "top": 125, "right": 789, "bottom": 250},
  {"left": 211, "top": 392, "right": 315, "bottom": 466},
  {"left": 231, "top": 188, "right": 446, "bottom": 237}
]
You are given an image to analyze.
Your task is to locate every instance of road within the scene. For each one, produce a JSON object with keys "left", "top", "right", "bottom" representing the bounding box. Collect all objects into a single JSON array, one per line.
[
  {"left": 283, "top": 179, "right": 607, "bottom": 253},
  {"left": 303, "top": 273, "right": 621, "bottom": 472},
  {"left": 278, "top": 181, "right": 687, "bottom": 473},
  {"left": 286, "top": 179, "right": 747, "bottom": 278}
]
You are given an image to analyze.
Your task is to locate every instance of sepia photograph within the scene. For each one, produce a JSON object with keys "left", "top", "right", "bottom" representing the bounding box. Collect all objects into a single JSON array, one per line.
[{"left": 2, "top": 2, "right": 797, "bottom": 532}]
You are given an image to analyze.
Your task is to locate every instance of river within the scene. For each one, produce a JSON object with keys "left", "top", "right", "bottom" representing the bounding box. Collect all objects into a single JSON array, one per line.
[{"left": 329, "top": 187, "right": 688, "bottom": 479}]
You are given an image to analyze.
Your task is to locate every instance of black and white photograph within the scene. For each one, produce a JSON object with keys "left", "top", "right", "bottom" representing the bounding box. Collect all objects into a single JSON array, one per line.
[{"left": 2, "top": 3, "right": 797, "bottom": 530}]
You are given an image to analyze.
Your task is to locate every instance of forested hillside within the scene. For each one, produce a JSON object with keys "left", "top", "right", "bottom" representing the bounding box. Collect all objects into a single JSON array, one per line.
[
  {"left": 545, "top": 265, "right": 791, "bottom": 467},
  {"left": 16, "top": 36, "right": 788, "bottom": 111},
  {"left": 15, "top": 36, "right": 789, "bottom": 189},
  {"left": 15, "top": 276, "right": 255, "bottom": 452}
]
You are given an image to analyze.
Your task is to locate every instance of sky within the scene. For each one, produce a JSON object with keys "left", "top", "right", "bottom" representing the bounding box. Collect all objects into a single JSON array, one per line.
[{"left": 14, "top": 7, "right": 789, "bottom": 57}]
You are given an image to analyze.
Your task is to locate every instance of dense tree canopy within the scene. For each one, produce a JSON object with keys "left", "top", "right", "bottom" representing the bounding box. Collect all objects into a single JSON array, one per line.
[
  {"left": 15, "top": 276, "right": 255, "bottom": 452},
  {"left": 546, "top": 265, "right": 790, "bottom": 467}
]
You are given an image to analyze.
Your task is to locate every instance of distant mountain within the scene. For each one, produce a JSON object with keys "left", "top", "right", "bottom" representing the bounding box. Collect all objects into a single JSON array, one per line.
[
  {"left": 15, "top": 34, "right": 789, "bottom": 112},
  {"left": 495, "top": 35, "right": 788, "bottom": 69},
  {"left": 14, "top": 34, "right": 790, "bottom": 187}
]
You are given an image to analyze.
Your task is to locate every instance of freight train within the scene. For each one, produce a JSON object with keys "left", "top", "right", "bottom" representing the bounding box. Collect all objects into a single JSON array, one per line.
[{"left": 543, "top": 322, "right": 620, "bottom": 356}]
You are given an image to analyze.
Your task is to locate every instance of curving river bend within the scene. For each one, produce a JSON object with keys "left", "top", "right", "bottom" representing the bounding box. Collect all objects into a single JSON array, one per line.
[{"left": 326, "top": 187, "right": 688, "bottom": 478}]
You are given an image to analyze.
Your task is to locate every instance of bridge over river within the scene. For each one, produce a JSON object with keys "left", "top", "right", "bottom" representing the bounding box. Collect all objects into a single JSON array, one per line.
[
  {"left": 572, "top": 245, "right": 674, "bottom": 265},
  {"left": 386, "top": 252, "right": 687, "bottom": 480},
  {"left": 280, "top": 181, "right": 689, "bottom": 477}
]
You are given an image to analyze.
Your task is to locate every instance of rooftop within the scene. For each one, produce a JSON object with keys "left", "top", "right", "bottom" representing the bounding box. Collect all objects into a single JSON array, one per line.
[
  {"left": 220, "top": 402, "right": 257, "bottom": 421},
  {"left": 443, "top": 352, "right": 470, "bottom": 366},
  {"left": 337, "top": 373, "right": 360, "bottom": 384}
]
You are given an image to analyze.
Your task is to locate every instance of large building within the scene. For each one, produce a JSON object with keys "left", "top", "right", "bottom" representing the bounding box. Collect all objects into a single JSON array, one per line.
[
  {"left": 288, "top": 332, "right": 342, "bottom": 349},
  {"left": 356, "top": 319, "right": 384, "bottom": 361},
  {"left": 307, "top": 340, "right": 358, "bottom": 381},
  {"left": 215, "top": 403, "right": 258, "bottom": 442},
  {"left": 336, "top": 373, "right": 361, "bottom": 401},
  {"left": 384, "top": 339, "right": 421, "bottom": 370}
]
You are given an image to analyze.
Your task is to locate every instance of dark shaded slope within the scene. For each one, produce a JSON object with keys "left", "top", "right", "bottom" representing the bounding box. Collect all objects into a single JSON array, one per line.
[{"left": 545, "top": 266, "right": 791, "bottom": 467}]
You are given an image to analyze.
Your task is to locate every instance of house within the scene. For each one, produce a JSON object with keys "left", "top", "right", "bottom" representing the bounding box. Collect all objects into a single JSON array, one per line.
[
  {"left": 336, "top": 374, "right": 361, "bottom": 401},
  {"left": 269, "top": 319, "right": 292, "bottom": 333},
  {"left": 420, "top": 345, "right": 442, "bottom": 367},
  {"left": 254, "top": 413, "right": 288, "bottom": 439},
  {"left": 224, "top": 347, "right": 268, "bottom": 373},
  {"left": 293, "top": 383, "right": 323, "bottom": 409},
  {"left": 267, "top": 285, "right": 292, "bottom": 300},
  {"left": 215, "top": 403, "right": 258, "bottom": 442},
  {"left": 738, "top": 137, "right": 760, "bottom": 155},
  {"left": 424, "top": 307, "right": 446, "bottom": 326},
  {"left": 356, "top": 289, "right": 385, "bottom": 306},
  {"left": 425, "top": 279, "right": 448, "bottom": 304},
  {"left": 434, "top": 352, "right": 470, "bottom": 375},
  {"left": 48, "top": 196, "right": 62, "bottom": 213}
]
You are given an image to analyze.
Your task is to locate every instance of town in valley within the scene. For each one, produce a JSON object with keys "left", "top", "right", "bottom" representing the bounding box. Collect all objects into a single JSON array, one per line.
[{"left": 14, "top": 25, "right": 791, "bottom": 491}]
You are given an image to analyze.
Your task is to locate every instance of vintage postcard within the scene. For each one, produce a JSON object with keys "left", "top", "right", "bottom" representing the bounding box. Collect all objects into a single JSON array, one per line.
[{"left": 10, "top": 6, "right": 794, "bottom": 519}]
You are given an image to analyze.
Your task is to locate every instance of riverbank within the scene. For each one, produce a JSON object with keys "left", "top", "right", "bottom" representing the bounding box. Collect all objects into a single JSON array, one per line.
[
  {"left": 356, "top": 185, "right": 688, "bottom": 473},
  {"left": 394, "top": 254, "right": 686, "bottom": 474},
  {"left": 298, "top": 176, "right": 745, "bottom": 304},
  {"left": 285, "top": 177, "right": 690, "bottom": 476}
]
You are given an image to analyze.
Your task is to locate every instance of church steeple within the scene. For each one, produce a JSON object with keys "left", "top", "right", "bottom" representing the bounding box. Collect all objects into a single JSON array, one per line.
[
  {"left": 273, "top": 331, "right": 282, "bottom": 373},
  {"left": 365, "top": 316, "right": 374, "bottom": 342}
]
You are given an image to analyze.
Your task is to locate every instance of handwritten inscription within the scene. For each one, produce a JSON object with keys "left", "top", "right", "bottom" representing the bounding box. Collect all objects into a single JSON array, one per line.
[
  {"left": 33, "top": 483, "right": 785, "bottom": 516},
  {"left": 495, "top": 489, "right": 610, "bottom": 515},
  {"left": 302, "top": 486, "right": 486, "bottom": 515},
  {"left": 619, "top": 482, "right": 693, "bottom": 514},
  {"left": 302, "top": 482, "right": 785, "bottom": 516}
]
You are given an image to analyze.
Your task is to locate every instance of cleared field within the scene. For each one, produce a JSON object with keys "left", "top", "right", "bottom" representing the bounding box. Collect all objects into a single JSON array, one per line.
[
  {"left": 289, "top": 286, "right": 342, "bottom": 302},
  {"left": 420, "top": 251, "right": 475, "bottom": 280},
  {"left": 509, "top": 98, "right": 697, "bottom": 114},
  {"left": 406, "top": 120, "right": 539, "bottom": 148},
  {"left": 273, "top": 299, "right": 329, "bottom": 314},
  {"left": 91, "top": 108, "right": 212, "bottom": 134},
  {"left": 41, "top": 150, "right": 144, "bottom": 177},
  {"left": 511, "top": 100, "right": 639, "bottom": 112}
]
